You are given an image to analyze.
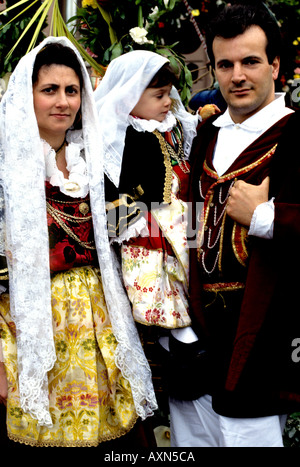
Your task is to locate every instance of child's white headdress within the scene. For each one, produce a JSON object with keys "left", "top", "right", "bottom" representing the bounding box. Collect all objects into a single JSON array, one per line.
[{"left": 94, "top": 49, "right": 198, "bottom": 187}]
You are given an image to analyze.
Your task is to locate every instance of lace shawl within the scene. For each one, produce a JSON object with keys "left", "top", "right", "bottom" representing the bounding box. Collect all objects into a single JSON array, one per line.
[
  {"left": 0, "top": 36, "right": 157, "bottom": 426},
  {"left": 94, "top": 49, "right": 198, "bottom": 188}
]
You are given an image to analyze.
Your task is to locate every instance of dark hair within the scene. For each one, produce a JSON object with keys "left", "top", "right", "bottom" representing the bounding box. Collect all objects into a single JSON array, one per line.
[
  {"left": 32, "top": 42, "right": 83, "bottom": 89},
  {"left": 206, "top": 2, "right": 282, "bottom": 68},
  {"left": 147, "top": 63, "right": 178, "bottom": 88}
]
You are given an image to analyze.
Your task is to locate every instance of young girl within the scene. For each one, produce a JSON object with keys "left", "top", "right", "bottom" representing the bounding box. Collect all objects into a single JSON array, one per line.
[
  {"left": 95, "top": 51, "right": 201, "bottom": 334},
  {"left": 93, "top": 52, "right": 223, "bottom": 414}
]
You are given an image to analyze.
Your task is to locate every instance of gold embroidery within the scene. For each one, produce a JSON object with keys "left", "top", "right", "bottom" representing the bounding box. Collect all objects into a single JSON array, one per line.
[
  {"left": 203, "top": 282, "right": 245, "bottom": 292},
  {"left": 106, "top": 193, "right": 142, "bottom": 236},
  {"left": 203, "top": 144, "right": 278, "bottom": 182},
  {"left": 134, "top": 184, "right": 144, "bottom": 197},
  {"left": 153, "top": 129, "right": 173, "bottom": 204},
  {"left": 232, "top": 222, "right": 249, "bottom": 267},
  {"left": 199, "top": 144, "right": 278, "bottom": 273}
]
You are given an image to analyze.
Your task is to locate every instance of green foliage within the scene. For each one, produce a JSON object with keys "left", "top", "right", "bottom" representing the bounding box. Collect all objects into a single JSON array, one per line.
[
  {"left": 69, "top": 0, "right": 194, "bottom": 105},
  {"left": 283, "top": 413, "right": 300, "bottom": 447},
  {"left": 0, "top": 0, "right": 47, "bottom": 77}
]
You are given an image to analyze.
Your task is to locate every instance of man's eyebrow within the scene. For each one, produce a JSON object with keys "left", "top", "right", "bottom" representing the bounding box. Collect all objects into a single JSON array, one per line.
[
  {"left": 216, "top": 55, "right": 263, "bottom": 66},
  {"left": 215, "top": 58, "right": 232, "bottom": 66}
]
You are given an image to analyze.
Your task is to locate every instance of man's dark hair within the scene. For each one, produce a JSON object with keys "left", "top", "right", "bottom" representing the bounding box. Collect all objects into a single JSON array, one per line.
[
  {"left": 206, "top": 2, "right": 282, "bottom": 68},
  {"left": 32, "top": 42, "right": 83, "bottom": 89}
]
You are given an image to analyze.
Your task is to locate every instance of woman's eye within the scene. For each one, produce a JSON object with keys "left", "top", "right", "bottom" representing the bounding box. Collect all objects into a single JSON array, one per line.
[
  {"left": 66, "top": 86, "right": 78, "bottom": 94},
  {"left": 42, "top": 87, "right": 55, "bottom": 93}
]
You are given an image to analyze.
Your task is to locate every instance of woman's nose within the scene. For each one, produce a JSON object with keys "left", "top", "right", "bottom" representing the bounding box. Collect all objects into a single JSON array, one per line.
[{"left": 55, "top": 91, "right": 69, "bottom": 107}]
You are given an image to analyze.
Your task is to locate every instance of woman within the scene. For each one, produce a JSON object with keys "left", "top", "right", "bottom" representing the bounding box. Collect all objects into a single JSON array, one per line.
[{"left": 0, "top": 36, "right": 157, "bottom": 447}]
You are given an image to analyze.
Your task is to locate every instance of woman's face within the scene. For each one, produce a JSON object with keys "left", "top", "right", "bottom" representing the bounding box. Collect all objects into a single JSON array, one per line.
[{"left": 33, "top": 64, "right": 81, "bottom": 141}]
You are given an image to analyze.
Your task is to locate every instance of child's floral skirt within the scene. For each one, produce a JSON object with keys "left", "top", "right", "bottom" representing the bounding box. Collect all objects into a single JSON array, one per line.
[{"left": 0, "top": 266, "right": 137, "bottom": 447}]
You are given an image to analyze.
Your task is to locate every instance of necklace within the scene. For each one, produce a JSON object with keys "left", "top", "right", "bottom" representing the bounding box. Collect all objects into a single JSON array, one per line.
[
  {"left": 153, "top": 120, "right": 190, "bottom": 175},
  {"left": 46, "top": 201, "right": 96, "bottom": 250},
  {"left": 165, "top": 138, "right": 190, "bottom": 174},
  {"left": 55, "top": 138, "right": 67, "bottom": 159}
]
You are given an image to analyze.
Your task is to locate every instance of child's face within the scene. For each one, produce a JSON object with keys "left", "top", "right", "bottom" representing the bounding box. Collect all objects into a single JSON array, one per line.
[{"left": 130, "top": 84, "right": 172, "bottom": 122}]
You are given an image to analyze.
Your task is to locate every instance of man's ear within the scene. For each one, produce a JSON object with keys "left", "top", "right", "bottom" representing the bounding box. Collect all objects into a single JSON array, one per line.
[{"left": 272, "top": 56, "right": 280, "bottom": 80}]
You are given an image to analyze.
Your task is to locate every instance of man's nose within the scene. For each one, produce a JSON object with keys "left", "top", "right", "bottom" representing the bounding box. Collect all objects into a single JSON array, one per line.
[{"left": 231, "top": 63, "right": 246, "bottom": 84}]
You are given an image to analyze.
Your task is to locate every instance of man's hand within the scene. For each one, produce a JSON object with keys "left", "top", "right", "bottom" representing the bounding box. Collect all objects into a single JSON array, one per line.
[
  {"left": 226, "top": 176, "right": 270, "bottom": 226},
  {"left": 0, "top": 362, "right": 8, "bottom": 405}
]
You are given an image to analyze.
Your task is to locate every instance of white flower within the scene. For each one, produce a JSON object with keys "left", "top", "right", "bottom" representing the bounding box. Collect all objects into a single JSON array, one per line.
[
  {"left": 163, "top": 0, "right": 169, "bottom": 7},
  {"left": 129, "top": 27, "right": 154, "bottom": 45},
  {"left": 149, "top": 6, "right": 159, "bottom": 19}
]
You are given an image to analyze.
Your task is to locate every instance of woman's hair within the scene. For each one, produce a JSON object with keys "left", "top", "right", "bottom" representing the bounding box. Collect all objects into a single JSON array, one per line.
[
  {"left": 32, "top": 42, "right": 84, "bottom": 89},
  {"left": 147, "top": 63, "right": 178, "bottom": 89},
  {"left": 206, "top": 2, "right": 282, "bottom": 68}
]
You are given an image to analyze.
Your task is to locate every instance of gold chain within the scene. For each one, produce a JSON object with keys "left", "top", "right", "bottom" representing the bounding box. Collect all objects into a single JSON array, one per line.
[
  {"left": 46, "top": 202, "right": 96, "bottom": 250},
  {"left": 46, "top": 201, "right": 92, "bottom": 223},
  {"left": 165, "top": 139, "right": 190, "bottom": 174},
  {"left": 153, "top": 122, "right": 190, "bottom": 174}
]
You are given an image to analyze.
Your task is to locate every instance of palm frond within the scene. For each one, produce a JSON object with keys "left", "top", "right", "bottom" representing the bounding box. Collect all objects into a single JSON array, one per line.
[{"left": 0, "top": 0, "right": 106, "bottom": 76}]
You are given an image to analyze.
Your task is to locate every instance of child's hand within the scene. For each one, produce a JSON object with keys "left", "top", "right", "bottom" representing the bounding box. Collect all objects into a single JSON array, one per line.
[
  {"left": 0, "top": 362, "right": 8, "bottom": 405},
  {"left": 198, "top": 104, "right": 221, "bottom": 120}
]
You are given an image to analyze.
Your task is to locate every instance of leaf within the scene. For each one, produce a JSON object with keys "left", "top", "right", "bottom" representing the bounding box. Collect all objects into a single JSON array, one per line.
[
  {"left": 97, "top": 4, "right": 117, "bottom": 45},
  {"left": 110, "top": 41, "right": 123, "bottom": 60}
]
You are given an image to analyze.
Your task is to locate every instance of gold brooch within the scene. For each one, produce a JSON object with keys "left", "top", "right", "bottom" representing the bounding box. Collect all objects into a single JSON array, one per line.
[{"left": 79, "top": 202, "right": 90, "bottom": 215}]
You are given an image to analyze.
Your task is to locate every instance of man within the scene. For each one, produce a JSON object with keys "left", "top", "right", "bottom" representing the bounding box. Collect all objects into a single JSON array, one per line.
[{"left": 169, "top": 2, "right": 300, "bottom": 447}]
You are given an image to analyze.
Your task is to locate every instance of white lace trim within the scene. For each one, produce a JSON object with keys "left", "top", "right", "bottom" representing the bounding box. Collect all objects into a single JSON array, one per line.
[
  {"left": 110, "top": 215, "right": 149, "bottom": 244},
  {"left": 43, "top": 130, "right": 89, "bottom": 198},
  {"left": 128, "top": 111, "right": 176, "bottom": 133}
]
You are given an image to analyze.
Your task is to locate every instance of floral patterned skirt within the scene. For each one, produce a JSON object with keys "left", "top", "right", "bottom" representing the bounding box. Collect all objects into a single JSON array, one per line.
[
  {"left": 121, "top": 244, "right": 191, "bottom": 328},
  {"left": 0, "top": 266, "right": 137, "bottom": 447}
]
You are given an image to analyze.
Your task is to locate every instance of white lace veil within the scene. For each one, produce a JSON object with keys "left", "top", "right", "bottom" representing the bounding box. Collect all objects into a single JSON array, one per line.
[
  {"left": 0, "top": 36, "right": 157, "bottom": 426},
  {"left": 94, "top": 49, "right": 198, "bottom": 187}
]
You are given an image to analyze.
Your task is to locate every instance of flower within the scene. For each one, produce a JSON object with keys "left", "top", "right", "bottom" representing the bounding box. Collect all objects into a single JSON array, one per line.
[
  {"left": 82, "top": 0, "right": 98, "bottom": 9},
  {"left": 145, "top": 308, "right": 161, "bottom": 324},
  {"left": 86, "top": 47, "right": 98, "bottom": 58},
  {"left": 129, "top": 27, "right": 154, "bottom": 45}
]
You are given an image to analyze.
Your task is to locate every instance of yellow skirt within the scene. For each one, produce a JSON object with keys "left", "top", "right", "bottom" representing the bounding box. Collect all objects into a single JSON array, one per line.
[{"left": 0, "top": 266, "right": 137, "bottom": 447}]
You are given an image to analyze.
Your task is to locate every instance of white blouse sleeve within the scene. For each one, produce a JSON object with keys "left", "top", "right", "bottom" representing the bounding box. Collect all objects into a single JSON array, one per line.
[{"left": 248, "top": 198, "right": 275, "bottom": 239}]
